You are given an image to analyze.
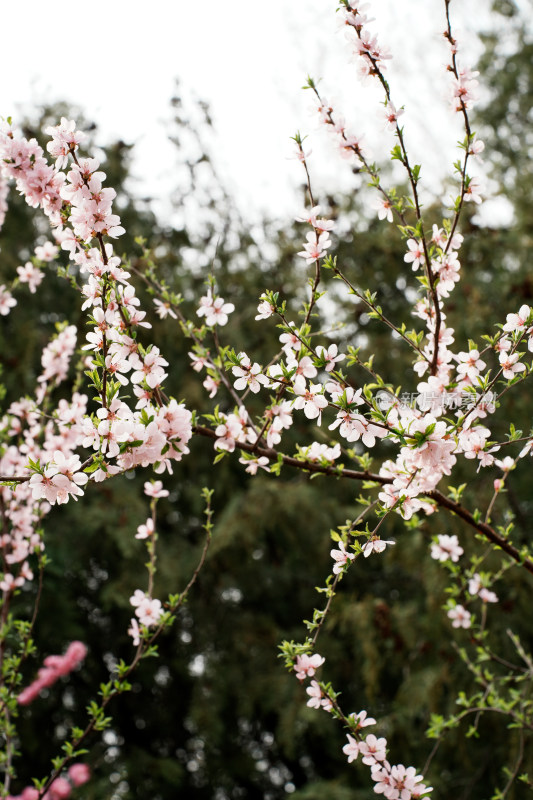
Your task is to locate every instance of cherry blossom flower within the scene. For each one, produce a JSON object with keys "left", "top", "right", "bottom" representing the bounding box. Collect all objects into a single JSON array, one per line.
[
  {"left": 293, "top": 383, "right": 328, "bottom": 422},
  {"left": 294, "top": 653, "right": 325, "bottom": 680},
  {"left": 373, "top": 196, "right": 394, "bottom": 222},
  {"left": 144, "top": 480, "right": 169, "bottom": 498},
  {"left": 455, "top": 349, "right": 486, "bottom": 382},
  {"left": 279, "top": 324, "right": 303, "bottom": 354},
  {"left": 136, "top": 518, "right": 154, "bottom": 540},
  {"left": 342, "top": 734, "right": 360, "bottom": 763},
  {"left": 203, "top": 375, "right": 220, "bottom": 398},
  {"left": 297, "top": 231, "right": 331, "bottom": 265},
  {"left": 431, "top": 534, "right": 464, "bottom": 562},
  {"left": 154, "top": 298, "right": 177, "bottom": 320},
  {"left": 0, "top": 285, "right": 16, "bottom": 315},
  {"left": 468, "top": 135, "right": 485, "bottom": 157},
  {"left": 128, "top": 617, "right": 141, "bottom": 646},
  {"left": 255, "top": 295, "right": 275, "bottom": 320},
  {"left": 330, "top": 541, "right": 355, "bottom": 574},
  {"left": 305, "top": 679, "right": 332, "bottom": 711},
  {"left": 45, "top": 117, "right": 85, "bottom": 168},
  {"left": 362, "top": 538, "right": 395, "bottom": 557},
  {"left": 503, "top": 304, "right": 531, "bottom": 333},
  {"left": 17, "top": 261, "right": 44, "bottom": 293},
  {"left": 499, "top": 351, "right": 526, "bottom": 380},
  {"left": 360, "top": 733, "right": 387, "bottom": 765},
  {"left": 35, "top": 241, "right": 58, "bottom": 262},
  {"left": 350, "top": 709, "right": 377, "bottom": 729},
  {"left": 452, "top": 67, "right": 479, "bottom": 107},
  {"left": 404, "top": 239, "right": 425, "bottom": 271},
  {"left": 199, "top": 296, "right": 235, "bottom": 326},
  {"left": 238, "top": 456, "right": 270, "bottom": 475},
  {"left": 306, "top": 679, "right": 323, "bottom": 709},
  {"left": 232, "top": 354, "right": 269, "bottom": 393},
  {"left": 464, "top": 176, "right": 483, "bottom": 204},
  {"left": 468, "top": 574, "right": 498, "bottom": 603},
  {"left": 130, "top": 590, "right": 163, "bottom": 628},
  {"left": 479, "top": 587, "right": 498, "bottom": 603},
  {"left": 188, "top": 350, "right": 211, "bottom": 372},
  {"left": 316, "top": 343, "right": 345, "bottom": 372},
  {"left": 388, "top": 764, "right": 428, "bottom": 799},
  {"left": 303, "top": 442, "right": 341, "bottom": 463},
  {"left": 383, "top": 101, "right": 404, "bottom": 129},
  {"left": 447, "top": 604, "right": 472, "bottom": 629}
]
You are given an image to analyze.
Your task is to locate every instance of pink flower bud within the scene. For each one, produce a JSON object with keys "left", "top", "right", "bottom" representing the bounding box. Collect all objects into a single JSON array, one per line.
[
  {"left": 21, "top": 789, "right": 40, "bottom": 800},
  {"left": 49, "top": 778, "right": 71, "bottom": 800},
  {"left": 68, "top": 763, "right": 91, "bottom": 787}
]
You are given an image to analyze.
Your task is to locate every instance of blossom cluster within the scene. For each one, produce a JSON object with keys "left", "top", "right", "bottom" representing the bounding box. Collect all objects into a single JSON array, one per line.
[
  {"left": 292, "top": 650, "right": 431, "bottom": 798},
  {"left": 429, "top": 533, "right": 500, "bottom": 630},
  {"left": 17, "top": 641, "right": 87, "bottom": 706},
  {"left": 0, "top": 120, "right": 193, "bottom": 496},
  {"left": 6, "top": 762, "right": 90, "bottom": 800}
]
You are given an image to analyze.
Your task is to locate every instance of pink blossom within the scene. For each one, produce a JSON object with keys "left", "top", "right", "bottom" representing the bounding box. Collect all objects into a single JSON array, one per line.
[
  {"left": 279, "top": 324, "right": 302, "bottom": 353},
  {"left": 464, "top": 176, "right": 483, "bottom": 204},
  {"left": 503, "top": 304, "right": 531, "bottom": 333},
  {"left": 342, "top": 734, "right": 360, "bottom": 763},
  {"left": 430, "top": 534, "right": 463, "bottom": 563},
  {"left": 303, "top": 442, "right": 341, "bottom": 463},
  {"left": 35, "top": 241, "right": 58, "bottom": 262},
  {"left": 360, "top": 733, "right": 387, "bottom": 765},
  {"left": 255, "top": 295, "right": 275, "bottom": 320},
  {"left": 499, "top": 351, "right": 525, "bottom": 380},
  {"left": 130, "top": 590, "right": 163, "bottom": 628},
  {"left": 330, "top": 541, "right": 355, "bottom": 574},
  {"left": 479, "top": 587, "right": 498, "bottom": 603},
  {"left": 203, "top": 375, "right": 220, "bottom": 398},
  {"left": 383, "top": 101, "right": 404, "bottom": 129},
  {"left": 136, "top": 518, "right": 154, "bottom": 539},
  {"left": 455, "top": 349, "right": 486, "bottom": 382},
  {"left": 404, "top": 239, "right": 425, "bottom": 271},
  {"left": 198, "top": 295, "right": 235, "bottom": 327},
  {"left": 293, "top": 383, "right": 328, "bottom": 422},
  {"left": 16, "top": 262, "right": 44, "bottom": 293},
  {"left": 294, "top": 653, "right": 325, "bottom": 680},
  {"left": 68, "top": 763, "right": 91, "bottom": 787},
  {"left": 0, "top": 285, "right": 16, "bottom": 315},
  {"left": 316, "top": 343, "right": 345, "bottom": 372},
  {"left": 297, "top": 231, "right": 331, "bottom": 265},
  {"left": 232, "top": 354, "right": 269, "bottom": 393},
  {"left": 305, "top": 679, "right": 323, "bottom": 709},
  {"left": 45, "top": 117, "right": 84, "bottom": 168},
  {"left": 48, "top": 777, "right": 71, "bottom": 800},
  {"left": 350, "top": 709, "right": 377, "bottom": 729},
  {"left": 21, "top": 789, "right": 40, "bottom": 800},
  {"left": 128, "top": 617, "right": 141, "bottom": 646},
  {"left": 373, "top": 196, "right": 393, "bottom": 223},
  {"left": 447, "top": 604, "right": 472, "bottom": 629},
  {"left": 387, "top": 763, "right": 428, "bottom": 799},
  {"left": 238, "top": 456, "right": 270, "bottom": 475},
  {"left": 362, "top": 538, "right": 395, "bottom": 557},
  {"left": 144, "top": 480, "right": 169, "bottom": 498},
  {"left": 17, "top": 641, "right": 87, "bottom": 705},
  {"left": 305, "top": 679, "right": 332, "bottom": 711},
  {"left": 154, "top": 298, "right": 177, "bottom": 320}
]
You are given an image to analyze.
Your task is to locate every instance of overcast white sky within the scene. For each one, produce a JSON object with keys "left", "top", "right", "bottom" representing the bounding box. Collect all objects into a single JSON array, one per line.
[{"left": 3, "top": 0, "right": 496, "bottom": 224}]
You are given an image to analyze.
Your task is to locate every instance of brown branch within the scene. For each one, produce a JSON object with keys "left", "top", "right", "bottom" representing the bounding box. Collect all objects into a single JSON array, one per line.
[{"left": 193, "top": 425, "right": 533, "bottom": 575}]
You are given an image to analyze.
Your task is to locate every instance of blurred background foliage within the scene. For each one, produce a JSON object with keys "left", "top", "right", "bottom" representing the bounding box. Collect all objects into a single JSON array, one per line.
[{"left": 2, "top": 1, "right": 533, "bottom": 797}]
